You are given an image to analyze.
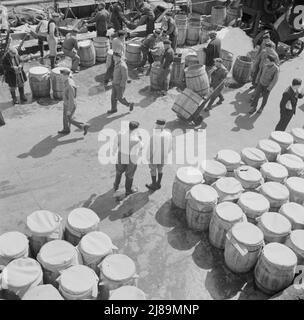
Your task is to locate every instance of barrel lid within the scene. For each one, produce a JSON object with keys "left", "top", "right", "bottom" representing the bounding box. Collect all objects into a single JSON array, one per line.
[
  {"left": 38, "top": 240, "right": 76, "bottom": 268},
  {"left": 241, "top": 147, "right": 266, "bottom": 163},
  {"left": 213, "top": 177, "right": 243, "bottom": 195},
  {"left": 238, "top": 192, "right": 270, "bottom": 212},
  {"left": 257, "top": 139, "right": 281, "bottom": 154},
  {"left": 109, "top": 286, "right": 146, "bottom": 300},
  {"left": 189, "top": 184, "right": 218, "bottom": 204},
  {"left": 279, "top": 202, "right": 304, "bottom": 225},
  {"left": 231, "top": 222, "right": 264, "bottom": 246},
  {"left": 260, "top": 212, "right": 291, "bottom": 234},
  {"left": 263, "top": 243, "right": 297, "bottom": 267},
  {"left": 51, "top": 67, "right": 70, "bottom": 75},
  {"left": 288, "top": 144, "right": 304, "bottom": 159},
  {"left": 285, "top": 177, "right": 304, "bottom": 194},
  {"left": 277, "top": 154, "right": 304, "bottom": 170},
  {"left": 0, "top": 231, "right": 28, "bottom": 258},
  {"left": 59, "top": 265, "right": 98, "bottom": 295},
  {"left": 127, "top": 42, "right": 141, "bottom": 47},
  {"left": 176, "top": 167, "right": 203, "bottom": 185},
  {"left": 216, "top": 149, "right": 241, "bottom": 166},
  {"left": 260, "top": 162, "right": 288, "bottom": 180},
  {"left": 79, "top": 40, "right": 91, "bottom": 47},
  {"left": 215, "top": 202, "right": 244, "bottom": 222},
  {"left": 235, "top": 165, "right": 262, "bottom": 183},
  {"left": 100, "top": 254, "right": 136, "bottom": 281},
  {"left": 201, "top": 160, "right": 227, "bottom": 177},
  {"left": 260, "top": 182, "right": 289, "bottom": 200},
  {"left": 27, "top": 210, "right": 61, "bottom": 236},
  {"left": 289, "top": 230, "right": 304, "bottom": 251},
  {"left": 29, "top": 66, "right": 49, "bottom": 75},
  {"left": 291, "top": 128, "right": 304, "bottom": 141},
  {"left": 22, "top": 284, "right": 64, "bottom": 300},
  {"left": 79, "top": 231, "right": 113, "bottom": 257},
  {"left": 3, "top": 258, "right": 42, "bottom": 288},
  {"left": 67, "top": 208, "right": 100, "bottom": 232},
  {"left": 270, "top": 131, "right": 294, "bottom": 145}
]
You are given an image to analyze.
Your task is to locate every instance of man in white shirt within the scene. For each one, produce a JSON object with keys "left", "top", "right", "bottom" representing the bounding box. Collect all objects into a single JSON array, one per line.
[{"left": 146, "top": 119, "right": 172, "bottom": 191}]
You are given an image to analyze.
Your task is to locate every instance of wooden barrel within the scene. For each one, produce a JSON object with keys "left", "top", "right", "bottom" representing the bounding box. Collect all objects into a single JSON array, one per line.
[
  {"left": 224, "top": 222, "right": 264, "bottom": 273},
  {"left": 226, "top": 7, "right": 239, "bottom": 25},
  {"left": 186, "top": 22, "right": 201, "bottom": 46},
  {"left": 199, "top": 28, "right": 210, "bottom": 44},
  {"left": 212, "top": 177, "right": 243, "bottom": 203},
  {"left": 93, "top": 37, "right": 110, "bottom": 62},
  {"left": 126, "top": 41, "right": 142, "bottom": 67},
  {"left": 232, "top": 55, "right": 252, "bottom": 84},
  {"left": 109, "top": 286, "right": 146, "bottom": 300},
  {"left": 58, "top": 265, "right": 99, "bottom": 300},
  {"left": 98, "top": 254, "right": 138, "bottom": 291},
  {"left": 170, "top": 55, "right": 185, "bottom": 86},
  {"left": 209, "top": 202, "right": 247, "bottom": 249},
  {"left": 269, "top": 131, "right": 294, "bottom": 153},
  {"left": 0, "top": 258, "right": 43, "bottom": 299},
  {"left": 238, "top": 192, "right": 270, "bottom": 224},
  {"left": 177, "top": 24, "right": 187, "bottom": 47},
  {"left": 78, "top": 40, "right": 96, "bottom": 67},
  {"left": 106, "top": 49, "right": 113, "bottom": 69},
  {"left": 50, "top": 67, "right": 70, "bottom": 100},
  {"left": 26, "top": 210, "right": 63, "bottom": 258},
  {"left": 234, "top": 165, "right": 263, "bottom": 191},
  {"left": 184, "top": 53, "right": 199, "bottom": 67},
  {"left": 37, "top": 240, "right": 81, "bottom": 287},
  {"left": 257, "top": 139, "right": 281, "bottom": 162},
  {"left": 186, "top": 184, "right": 219, "bottom": 231},
  {"left": 215, "top": 149, "right": 241, "bottom": 173},
  {"left": 288, "top": 144, "right": 304, "bottom": 161},
  {"left": 285, "top": 230, "right": 304, "bottom": 264},
  {"left": 150, "top": 61, "right": 162, "bottom": 91},
  {"left": 279, "top": 202, "right": 304, "bottom": 230},
  {"left": 0, "top": 231, "right": 29, "bottom": 266},
  {"left": 64, "top": 208, "right": 100, "bottom": 246},
  {"left": 257, "top": 212, "right": 292, "bottom": 244},
  {"left": 29, "top": 66, "right": 50, "bottom": 98},
  {"left": 22, "top": 284, "right": 64, "bottom": 300},
  {"left": 171, "top": 88, "right": 203, "bottom": 120},
  {"left": 221, "top": 49, "right": 233, "bottom": 72},
  {"left": 172, "top": 167, "right": 203, "bottom": 209},
  {"left": 260, "top": 162, "right": 288, "bottom": 183},
  {"left": 200, "top": 160, "right": 227, "bottom": 185},
  {"left": 185, "top": 64, "right": 209, "bottom": 97},
  {"left": 79, "top": 231, "right": 117, "bottom": 274},
  {"left": 259, "top": 182, "right": 290, "bottom": 211},
  {"left": 254, "top": 243, "right": 297, "bottom": 295},
  {"left": 240, "top": 147, "right": 267, "bottom": 169},
  {"left": 285, "top": 177, "right": 304, "bottom": 204},
  {"left": 175, "top": 14, "right": 188, "bottom": 26},
  {"left": 277, "top": 154, "right": 304, "bottom": 177},
  {"left": 211, "top": 5, "right": 227, "bottom": 26},
  {"left": 290, "top": 128, "right": 304, "bottom": 144}
]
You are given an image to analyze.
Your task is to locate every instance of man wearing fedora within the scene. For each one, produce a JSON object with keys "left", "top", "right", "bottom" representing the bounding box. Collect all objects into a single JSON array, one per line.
[{"left": 62, "top": 28, "right": 80, "bottom": 73}]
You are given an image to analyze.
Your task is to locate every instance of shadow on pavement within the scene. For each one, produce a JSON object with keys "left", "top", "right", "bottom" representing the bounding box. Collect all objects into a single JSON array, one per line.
[
  {"left": 136, "top": 85, "right": 158, "bottom": 109},
  {"left": 230, "top": 88, "right": 252, "bottom": 116},
  {"left": 86, "top": 112, "right": 129, "bottom": 133},
  {"left": 232, "top": 112, "right": 261, "bottom": 132}
]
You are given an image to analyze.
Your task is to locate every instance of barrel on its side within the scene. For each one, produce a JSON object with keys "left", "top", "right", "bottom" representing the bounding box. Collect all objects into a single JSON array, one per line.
[
  {"left": 232, "top": 56, "right": 252, "bottom": 84},
  {"left": 29, "top": 66, "right": 51, "bottom": 98},
  {"left": 79, "top": 40, "right": 96, "bottom": 67},
  {"left": 185, "top": 64, "right": 210, "bottom": 97},
  {"left": 93, "top": 37, "right": 110, "bottom": 62}
]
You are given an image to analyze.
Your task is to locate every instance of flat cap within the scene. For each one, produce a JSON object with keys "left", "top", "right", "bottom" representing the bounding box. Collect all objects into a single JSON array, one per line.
[{"left": 156, "top": 119, "right": 166, "bottom": 125}]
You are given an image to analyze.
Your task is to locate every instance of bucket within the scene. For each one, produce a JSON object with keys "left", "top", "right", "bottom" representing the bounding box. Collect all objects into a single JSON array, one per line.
[
  {"left": 209, "top": 202, "right": 247, "bottom": 249},
  {"left": 57, "top": 265, "right": 99, "bottom": 300},
  {"left": 241, "top": 147, "right": 267, "bottom": 169},
  {"left": 26, "top": 210, "right": 63, "bottom": 258},
  {"left": 185, "top": 64, "right": 209, "bottom": 97},
  {"left": 0, "top": 231, "right": 29, "bottom": 266},
  {"left": 260, "top": 162, "right": 288, "bottom": 183},
  {"left": 29, "top": 66, "right": 50, "bottom": 98},
  {"left": 64, "top": 208, "right": 100, "bottom": 246},
  {"left": 215, "top": 149, "right": 241, "bottom": 173},
  {"left": 221, "top": 49, "right": 233, "bottom": 72},
  {"left": 224, "top": 222, "right": 264, "bottom": 273},
  {"left": 126, "top": 42, "right": 142, "bottom": 67},
  {"left": 232, "top": 55, "right": 252, "bottom": 84},
  {"left": 234, "top": 165, "right": 263, "bottom": 191},
  {"left": 78, "top": 231, "right": 118, "bottom": 274},
  {"left": 186, "top": 23, "right": 201, "bottom": 46},
  {"left": 186, "top": 184, "right": 219, "bottom": 231},
  {"left": 109, "top": 285, "right": 146, "bottom": 300},
  {"left": 51, "top": 67, "right": 70, "bottom": 100},
  {"left": 257, "top": 212, "right": 292, "bottom": 244},
  {"left": 277, "top": 154, "right": 304, "bottom": 177},
  {"left": 269, "top": 131, "right": 294, "bottom": 153},
  {"left": 288, "top": 144, "right": 304, "bottom": 161},
  {"left": 212, "top": 177, "right": 243, "bottom": 203},
  {"left": 150, "top": 61, "right": 162, "bottom": 91},
  {"left": 279, "top": 202, "right": 304, "bottom": 230},
  {"left": 285, "top": 177, "right": 304, "bottom": 204},
  {"left": 170, "top": 57, "right": 185, "bottom": 86},
  {"left": 257, "top": 139, "right": 281, "bottom": 162},
  {"left": 172, "top": 167, "right": 203, "bottom": 209},
  {"left": 259, "top": 182, "right": 289, "bottom": 211},
  {"left": 98, "top": 254, "right": 139, "bottom": 291},
  {"left": 285, "top": 230, "right": 304, "bottom": 265},
  {"left": 290, "top": 128, "right": 304, "bottom": 144},
  {"left": 237, "top": 192, "right": 270, "bottom": 224},
  {"left": 177, "top": 24, "right": 187, "bottom": 47},
  {"left": 93, "top": 37, "right": 110, "bottom": 62},
  {"left": 184, "top": 53, "right": 199, "bottom": 67},
  {"left": 254, "top": 243, "right": 297, "bottom": 295},
  {"left": 78, "top": 40, "right": 96, "bottom": 67},
  {"left": 22, "top": 284, "right": 63, "bottom": 300},
  {"left": 200, "top": 160, "right": 227, "bottom": 185},
  {"left": 211, "top": 5, "right": 227, "bottom": 26}
]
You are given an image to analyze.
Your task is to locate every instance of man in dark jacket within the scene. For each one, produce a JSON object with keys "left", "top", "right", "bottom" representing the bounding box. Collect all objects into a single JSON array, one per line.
[
  {"left": 132, "top": 0, "right": 155, "bottom": 36},
  {"left": 204, "top": 31, "right": 221, "bottom": 69},
  {"left": 161, "top": 12, "right": 178, "bottom": 52},
  {"left": 85, "top": 1, "right": 109, "bottom": 37},
  {"left": 275, "top": 78, "right": 304, "bottom": 131},
  {"left": 111, "top": 0, "right": 131, "bottom": 32}
]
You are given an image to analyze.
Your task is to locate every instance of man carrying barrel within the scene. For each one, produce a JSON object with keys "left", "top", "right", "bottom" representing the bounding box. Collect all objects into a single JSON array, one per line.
[
  {"left": 204, "top": 31, "right": 221, "bottom": 70},
  {"left": 58, "top": 69, "right": 90, "bottom": 135},
  {"left": 161, "top": 12, "right": 178, "bottom": 52},
  {"left": 84, "top": 1, "right": 109, "bottom": 37},
  {"left": 132, "top": 0, "right": 155, "bottom": 36},
  {"left": 62, "top": 29, "right": 80, "bottom": 74}
]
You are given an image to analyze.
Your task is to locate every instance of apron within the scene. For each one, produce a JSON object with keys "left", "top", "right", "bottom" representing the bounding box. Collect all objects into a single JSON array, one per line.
[{"left": 47, "top": 35, "right": 58, "bottom": 56}]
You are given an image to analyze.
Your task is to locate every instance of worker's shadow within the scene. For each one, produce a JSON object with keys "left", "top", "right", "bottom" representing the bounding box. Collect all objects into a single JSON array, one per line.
[
  {"left": 230, "top": 88, "right": 253, "bottom": 116},
  {"left": 136, "top": 85, "right": 158, "bottom": 109},
  {"left": 17, "top": 134, "right": 83, "bottom": 159},
  {"left": 232, "top": 112, "right": 261, "bottom": 132}
]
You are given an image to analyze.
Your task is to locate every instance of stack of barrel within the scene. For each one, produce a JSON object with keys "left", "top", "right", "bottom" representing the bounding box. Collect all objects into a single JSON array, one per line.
[
  {"left": 0, "top": 208, "right": 146, "bottom": 300},
  {"left": 172, "top": 127, "right": 304, "bottom": 296}
]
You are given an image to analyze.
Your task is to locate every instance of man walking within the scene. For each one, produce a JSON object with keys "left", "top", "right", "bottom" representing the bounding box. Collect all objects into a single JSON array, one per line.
[
  {"left": 146, "top": 119, "right": 172, "bottom": 191},
  {"left": 108, "top": 52, "right": 134, "bottom": 114},
  {"left": 85, "top": 2, "right": 109, "bottom": 37},
  {"left": 62, "top": 29, "right": 80, "bottom": 73},
  {"left": 161, "top": 12, "right": 178, "bottom": 52},
  {"left": 204, "top": 31, "right": 221, "bottom": 70},
  {"left": 58, "top": 69, "right": 90, "bottom": 135},
  {"left": 275, "top": 78, "right": 304, "bottom": 131},
  {"left": 249, "top": 55, "right": 279, "bottom": 115}
]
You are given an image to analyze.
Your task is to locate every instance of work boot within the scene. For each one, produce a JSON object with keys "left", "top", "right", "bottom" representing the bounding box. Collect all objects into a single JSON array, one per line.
[
  {"left": 145, "top": 175, "right": 158, "bottom": 191},
  {"left": 10, "top": 90, "right": 19, "bottom": 105},
  {"left": 107, "top": 109, "right": 117, "bottom": 114},
  {"left": 58, "top": 129, "right": 70, "bottom": 135},
  {"left": 157, "top": 173, "right": 163, "bottom": 190},
  {"left": 129, "top": 103, "right": 134, "bottom": 112},
  {"left": 83, "top": 124, "right": 90, "bottom": 136},
  {"left": 125, "top": 177, "right": 138, "bottom": 196},
  {"left": 18, "top": 87, "right": 27, "bottom": 103}
]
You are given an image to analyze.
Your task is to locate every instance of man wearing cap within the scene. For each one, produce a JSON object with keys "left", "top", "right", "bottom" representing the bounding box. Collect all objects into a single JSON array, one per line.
[
  {"left": 275, "top": 79, "right": 304, "bottom": 131},
  {"left": 110, "top": 0, "right": 132, "bottom": 32},
  {"left": 204, "top": 31, "right": 221, "bottom": 69},
  {"left": 161, "top": 12, "right": 178, "bottom": 52},
  {"left": 114, "top": 121, "right": 143, "bottom": 196},
  {"left": 132, "top": 0, "right": 155, "bottom": 36},
  {"left": 62, "top": 29, "right": 80, "bottom": 73},
  {"left": 108, "top": 52, "right": 134, "bottom": 114},
  {"left": 205, "top": 58, "right": 228, "bottom": 112},
  {"left": 47, "top": 12, "right": 61, "bottom": 69},
  {"left": 146, "top": 119, "right": 172, "bottom": 191},
  {"left": 158, "top": 39, "right": 174, "bottom": 95},
  {"left": 85, "top": 2, "right": 109, "bottom": 37},
  {"left": 137, "top": 29, "right": 161, "bottom": 73},
  {"left": 58, "top": 69, "right": 90, "bottom": 135},
  {"left": 257, "top": 33, "right": 276, "bottom": 55}
]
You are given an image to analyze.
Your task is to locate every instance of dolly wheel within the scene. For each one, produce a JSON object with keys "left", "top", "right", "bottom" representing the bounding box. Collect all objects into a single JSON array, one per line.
[
  {"left": 290, "top": 40, "right": 304, "bottom": 57},
  {"left": 193, "top": 116, "right": 203, "bottom": 126}
]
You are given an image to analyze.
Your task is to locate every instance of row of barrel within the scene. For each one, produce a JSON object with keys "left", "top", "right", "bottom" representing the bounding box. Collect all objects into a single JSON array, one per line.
[
  {"left": 171, "top": 128, "right": 304, "bottom": 296},
  {"left": 0, "top": 208, "right": 146, "bottom": 300}
]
